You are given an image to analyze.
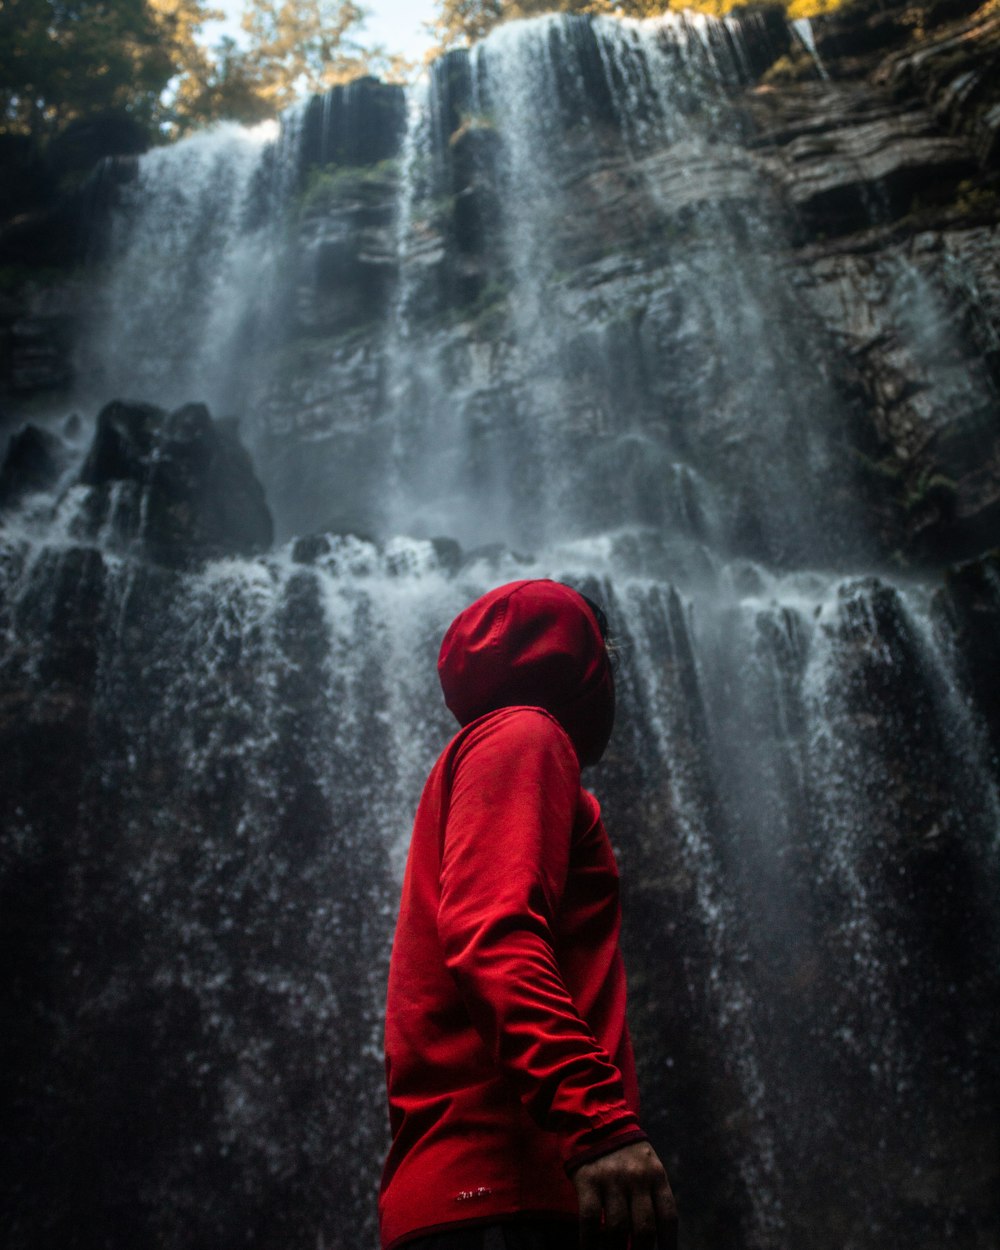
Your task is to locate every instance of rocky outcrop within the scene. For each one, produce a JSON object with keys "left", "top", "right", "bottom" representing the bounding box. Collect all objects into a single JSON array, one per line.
[
  {"left": 787, "top": 224, "right": 1000, "bottom": 561},
  {"left": 732, "top": 1, "right": 1000, "bottom": 563},
  {"left": 1, "top": 280, "right": 84, "bottom": 411},
  {"left": 751, "top": 86, "right": 977, "bottom": 235},
  {"left": 299, "top": 77, "right": 407, "bottom": 169},
  {"left": 933, "top": 547, "right": 1000, "bottom": 757},
  {"left": 74, "top": 400, "right": 273, "bottom": 565},
  {"left": 243, "top": 0, "right": 1000, "bottom": 566},
  {"left": 6, "top": 313, "right": 75, "bottom": 393},
  {"left": 876, "top": 2, "right": 1000, "bottom": 167},
  {"left": 0, "top": 423, "right": 62, "bottom": 507}
]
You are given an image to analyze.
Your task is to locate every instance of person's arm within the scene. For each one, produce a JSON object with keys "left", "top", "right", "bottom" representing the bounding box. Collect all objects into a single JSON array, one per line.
[
  {"left": 436, "top": 707, "right": 642, "bottom": 1163},
  {"left": 438, "top": 709, "right": 677, "bottom": 1246}
]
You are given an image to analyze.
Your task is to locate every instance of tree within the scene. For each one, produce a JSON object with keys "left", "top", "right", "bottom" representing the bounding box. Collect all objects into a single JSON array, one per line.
[
  {"left": 431, "top": 0, "right": 504, "bottom": 48},
  {"left": 167, "top": 0, "right": 412, "bottom": 129},
  {"left": 169, "top": 34, "right": 278, "bottom": 127},
  {"left": 236, "top": 0, "right": 373, "bottom": 111},
  {"left": 430, "top": 0, "right": 847, "bottom": 50},
  {"left": 0, "top": 0, "right": 175, "bottom": 136},
  {"left": 148, "top": 0, "right": 228, "bottom": 126}
]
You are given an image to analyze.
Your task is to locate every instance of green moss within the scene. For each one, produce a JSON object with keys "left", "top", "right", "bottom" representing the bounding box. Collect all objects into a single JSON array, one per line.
[
  {"left": 952, "top": 179, "right": 1000, "bottom": 218},
  {"left": 850, "top": 448, "right": 904, "bottom": 483},
  {"left": 298, "top": 157, "right": 399, "bottom": 214},
  {"left": 904, "top": 467, "right": 958, "bottom": 512}
]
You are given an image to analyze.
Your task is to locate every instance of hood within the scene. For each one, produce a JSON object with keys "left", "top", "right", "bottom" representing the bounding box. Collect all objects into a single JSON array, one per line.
[{"left": 437, "top": 579, "right": 615, "bottom": 767}]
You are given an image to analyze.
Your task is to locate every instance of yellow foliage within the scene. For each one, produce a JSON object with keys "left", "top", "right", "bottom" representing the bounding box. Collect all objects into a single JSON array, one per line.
[{"left": 432, "top": 0, "right": 864, "bottom": 48}]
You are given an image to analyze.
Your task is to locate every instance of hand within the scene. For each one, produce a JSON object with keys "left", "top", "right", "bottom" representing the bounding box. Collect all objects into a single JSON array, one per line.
[{"left": 572, "top": 1141, "right": 678, "bottom": 1250}]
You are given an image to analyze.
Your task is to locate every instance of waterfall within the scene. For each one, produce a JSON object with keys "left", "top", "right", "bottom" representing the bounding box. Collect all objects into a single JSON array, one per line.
[
  {"left": 77, "top": 118, "right": 299, "bottom": 418},
  {"left": 2, "top": 9, "right": 998, "bottom": 1250}
]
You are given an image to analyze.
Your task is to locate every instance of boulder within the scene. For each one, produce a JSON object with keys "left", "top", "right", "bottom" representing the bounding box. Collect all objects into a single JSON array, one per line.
[
  {"left": 0, "top": 424, "right": 62, "bottom": 507},
  {"left": 0, "top": 134, "right": 54, "bottom": 223},
  {"left": 78, "top": 400, "right": 273, "bottom": 565},
  {"left": 933, "top": 549, "right": 1000, "bottom": 757}
]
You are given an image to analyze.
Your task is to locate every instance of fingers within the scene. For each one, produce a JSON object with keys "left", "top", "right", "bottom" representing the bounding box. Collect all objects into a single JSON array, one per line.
[
  {"left": 578, "top": 1181, "right": 603, "bottom": 1250},
  {"left": 573, "top": 1144, "right": 678, "bottom": 1250},
  {"left": 602, "top": 1182, "right": 629, "bottom": 1250},
  {"left": 629, "top": 1188, "right": 657, "bottom": 1250},
  {"left": 654, "top": 1174, "right": 679, "bottom": 1250}
]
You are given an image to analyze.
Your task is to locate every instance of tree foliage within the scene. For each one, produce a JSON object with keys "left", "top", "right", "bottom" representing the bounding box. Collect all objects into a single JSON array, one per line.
[
  {"left": 0, "top": 0, "right": 407, "bottom": 142},
  {"left": 430, "top": 0, "right": 851, "bottom": 48},
  {"left": 0, "top": 0, "right": 176, "bottom": 135},
  {"left": 238, "top": 0, "right": 369, "bottom": 109},
  {"left": 18, "top": 0, "right": 379, "bottom": 145}
]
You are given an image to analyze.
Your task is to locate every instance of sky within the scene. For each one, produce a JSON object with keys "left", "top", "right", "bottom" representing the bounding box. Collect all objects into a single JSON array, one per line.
[{"left": 202, "top": 0, "right": 439, "bottom": 64}]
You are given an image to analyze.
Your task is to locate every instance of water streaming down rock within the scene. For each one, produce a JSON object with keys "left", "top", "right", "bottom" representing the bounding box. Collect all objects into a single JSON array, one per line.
[
  {"left": 2, "top": 7, "right": 999, "bottom": 1249},
  {"left": 76, "top": 120, "right": 297, "bottom": 419}
]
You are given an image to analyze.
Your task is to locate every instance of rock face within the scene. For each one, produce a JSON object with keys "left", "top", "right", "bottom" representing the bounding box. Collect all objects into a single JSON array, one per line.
[
  {"left": 0, "top": 423, "right": 62, "bottom": 506},
  {"left": 220, "top": 0, "right": 1000, "bottom": 565},
  {"left": 737, "top": 2, "right": 1000, "bottom": 565},
  {"left": 1, "top": 5, "right": 999, "bottom": 1250},
  {"left": 75, "top": 400, "right": 273, "bottom": 565},
  {"left": 934, "top": 547, "right": 1000, "bottom": 758}
]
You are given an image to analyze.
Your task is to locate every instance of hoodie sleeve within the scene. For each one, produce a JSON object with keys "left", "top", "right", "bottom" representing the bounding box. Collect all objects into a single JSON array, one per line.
[{"left": 436, "top": 707, "right": 645, "bottom": 1170}]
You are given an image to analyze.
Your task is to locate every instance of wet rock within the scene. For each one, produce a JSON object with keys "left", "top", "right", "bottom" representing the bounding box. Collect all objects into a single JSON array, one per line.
[
  {"left": 0, "top": 193, "right": 88, "bottom": 269},
  {"left": 47, "top": 110, "right": 149, "bottom": 183},
  {"left": 8, "top": 315, "right": 74, "bottom": 393},
  {"left": 0, "top": 424, "right": 62, "bottom": 507},
  {"left": 292, "top": 532, "right": 333, "bottom": 564},
  {"left": 460, "top": 542, "right": 535, "bottom": 569},
  {"left": 876, "top": 6, "right": 1000, "bottom": 168},
  {"left": 301, "top": 78, "right": 407, "bottom": 170},
  {"left": 297, "top": 164, "right": 400, "bottom": 333},
  {"left": 78, "top": 400, "right": 273, "bottom": 565},
  {"left": 449, "top": 121, "right": 503, "bottom": 260},
  {"left": 933, "top": 548, "right": 1000, "bottom": 757},
  {"left": 430, "top": 535, "right": 463, "bottom": 573},
  {"left": 751, "top": 86, "right": 977, "bottom": 237},
  {"left": 0, "top": 133, "right": 54, "bottom": 223}
]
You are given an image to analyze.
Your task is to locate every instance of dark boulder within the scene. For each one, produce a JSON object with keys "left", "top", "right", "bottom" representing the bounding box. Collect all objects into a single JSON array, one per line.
[
  {"left": 47, "top": 110, "right": 149, "bottom": 185},
  {"left": 77, "top": 400, "right": 273, "bottom": 565},
  {"left": 0, "top": 194, "right": 89, "bottom": 269},
  {"left": 0, "top": 133, "right": 55, "bottom": 223},
  {"left": 933, "top": 549, "right": 1000, "bottom": 758},
  {"left": 0, "top": 424, "right": 62, "bottom": 507},
  {"left": 430, "top": 536, "right": 463, "bottom": 573}
]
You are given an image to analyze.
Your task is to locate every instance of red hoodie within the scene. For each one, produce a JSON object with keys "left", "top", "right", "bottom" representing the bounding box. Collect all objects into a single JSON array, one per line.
[{"left": 379, "top": 580, "right": 646, "bottom": 1249}]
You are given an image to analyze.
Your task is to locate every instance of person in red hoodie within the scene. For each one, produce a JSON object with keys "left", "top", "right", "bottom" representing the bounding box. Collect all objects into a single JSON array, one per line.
[{"left": 380, "top": 579, "right": 676, "bottom": 1250}]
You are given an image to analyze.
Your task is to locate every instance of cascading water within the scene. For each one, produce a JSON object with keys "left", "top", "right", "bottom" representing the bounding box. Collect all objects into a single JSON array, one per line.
[
  {"left": 76, "top": 118, "right": 298, "bottom": 419},
  {"left": 2, "top": 10, "right": 998, "bottom": 1250}
]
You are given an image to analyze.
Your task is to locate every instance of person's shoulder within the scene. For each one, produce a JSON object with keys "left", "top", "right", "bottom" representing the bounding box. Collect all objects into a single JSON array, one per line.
[{"left": 452, "top": 705, "right": 577, "bottom": 767}]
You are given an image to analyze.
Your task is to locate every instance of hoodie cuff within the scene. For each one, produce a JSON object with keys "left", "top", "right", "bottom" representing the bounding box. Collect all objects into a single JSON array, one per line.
[{"left": 563, "top": 1124, "right": 649, "bottom": 1176}]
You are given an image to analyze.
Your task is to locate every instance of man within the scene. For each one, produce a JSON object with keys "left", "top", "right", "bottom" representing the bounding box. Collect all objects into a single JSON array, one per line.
[{"left": 380, "top": 579, "right": 677, "bottom": 1250}]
